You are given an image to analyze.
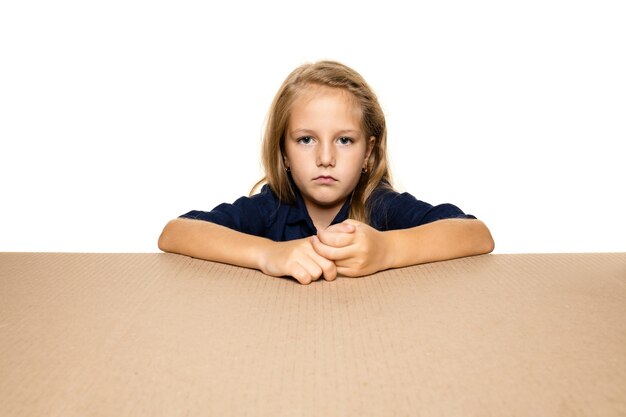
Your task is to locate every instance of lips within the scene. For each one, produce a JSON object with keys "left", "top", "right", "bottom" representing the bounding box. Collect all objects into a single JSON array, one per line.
[{"left": 313, "top": 175, "right": 337, "bottom": 184}]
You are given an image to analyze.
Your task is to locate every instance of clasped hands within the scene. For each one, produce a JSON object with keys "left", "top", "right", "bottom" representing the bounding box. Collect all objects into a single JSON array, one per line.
[{"left": 260, "top": 219, "right": 389, "bottom": 285}]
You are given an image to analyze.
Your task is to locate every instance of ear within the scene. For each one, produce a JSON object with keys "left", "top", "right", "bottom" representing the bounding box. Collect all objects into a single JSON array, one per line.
[
  {"left": 282, "top": 153, "right": 291, "bottom": 171},
  {"left": 363, "top": 136, "right": 375, "bottom": 168}
]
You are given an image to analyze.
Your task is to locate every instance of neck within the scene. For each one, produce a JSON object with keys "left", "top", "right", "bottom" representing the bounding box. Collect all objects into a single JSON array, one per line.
[{"left": 305, "top": 200, "right": 345, "bottom": 232}]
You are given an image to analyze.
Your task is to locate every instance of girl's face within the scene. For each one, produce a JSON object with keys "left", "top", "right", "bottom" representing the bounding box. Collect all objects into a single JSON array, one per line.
[{"left": 284, "top": 85, "right": 374, "bottom": 217}]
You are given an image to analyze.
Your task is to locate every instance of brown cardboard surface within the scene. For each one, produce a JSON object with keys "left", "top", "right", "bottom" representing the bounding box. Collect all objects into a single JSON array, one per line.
[{"left": 1, "top": 252, "right": 625, "bottom": 416}]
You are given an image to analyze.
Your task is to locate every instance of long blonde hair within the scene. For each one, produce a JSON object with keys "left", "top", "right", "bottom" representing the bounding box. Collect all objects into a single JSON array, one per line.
[{"left": 252, "top": 60, "right": 392, "bottom": 224}]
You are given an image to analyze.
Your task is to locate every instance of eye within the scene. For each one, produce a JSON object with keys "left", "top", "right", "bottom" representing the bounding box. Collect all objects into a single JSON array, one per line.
[
  {"left": 297, "top": 136, "right": 314, "bottom": 145},
  {"left": 337, "top": 136, "right": 354, "bottom": 145}
]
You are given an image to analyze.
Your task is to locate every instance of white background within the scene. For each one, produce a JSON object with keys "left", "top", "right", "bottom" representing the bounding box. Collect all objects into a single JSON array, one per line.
[{"left": 1, "top": 1, "right": 624, "bottom": 253}]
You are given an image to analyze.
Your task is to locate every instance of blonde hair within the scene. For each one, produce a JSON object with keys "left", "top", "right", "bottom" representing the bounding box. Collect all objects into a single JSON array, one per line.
[{"left": 252, "top": 60, "right": 392, "bottom": 224}]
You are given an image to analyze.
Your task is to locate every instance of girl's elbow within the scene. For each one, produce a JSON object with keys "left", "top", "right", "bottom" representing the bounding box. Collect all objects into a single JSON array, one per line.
[
  {"left": 158, "top": 220, "right": 178, "bottom": 253},
  {"left": 478, "top": 224, "right": 495, "bottom": 254},
  {"left": 157, "top": 232, "right": 168, "bottom": 252},
  {"left": 482, "top": 234, "right": 495, "bottom": 254}
]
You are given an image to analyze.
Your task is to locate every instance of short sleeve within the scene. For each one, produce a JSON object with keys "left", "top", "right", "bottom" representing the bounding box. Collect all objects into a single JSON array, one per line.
[
  {"left": 179, "top": 185, "right": 278, "bottom": 236},
  {"left": 369, "top": 189, "right": 476, "bottom": 231}
]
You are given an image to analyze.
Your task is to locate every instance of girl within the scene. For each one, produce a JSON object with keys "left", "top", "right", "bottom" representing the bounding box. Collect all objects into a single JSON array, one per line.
[{"left": 158, "top": 60, "right": 494, "bottom": 284}]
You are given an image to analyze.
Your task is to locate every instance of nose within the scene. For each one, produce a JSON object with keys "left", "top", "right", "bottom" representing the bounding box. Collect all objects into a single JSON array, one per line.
[{"left": 316, "top": 140, "right": 335, "bottom": 167}]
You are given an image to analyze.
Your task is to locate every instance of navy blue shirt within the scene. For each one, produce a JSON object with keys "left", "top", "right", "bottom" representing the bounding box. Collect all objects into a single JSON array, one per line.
[{"left": 180, "top": 184, "right": 475, "bottom": 242}]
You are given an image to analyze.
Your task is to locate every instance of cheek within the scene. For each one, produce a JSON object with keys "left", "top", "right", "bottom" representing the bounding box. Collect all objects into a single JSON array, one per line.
[
  {"left": 286, "top": 149, "right": 312, "bottom": 168},
  {"left": 334, "top": 155, "right": 364, "bottom": 181},
  {"left": 342, "top": 148, "right": 367, "bottom": 168}
]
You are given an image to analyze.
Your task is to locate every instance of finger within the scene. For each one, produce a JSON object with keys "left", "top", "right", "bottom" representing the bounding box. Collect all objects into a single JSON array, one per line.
[
  {"left": 300, "top": 245, "right": 336, "bottom": 282},
  {"left": 304, "top": 255, "right": 330, "bottom": 282},
  {"left": 317, "top": 228, "right": 355, "bottom": 248},
  {"left": 336, "top": 265, "right": 361, "bottom": 278},
  {"left": 316, "top": 255, "right": 337, "bottom": 282},
  {"left": 311, "top": 235, "right": 352, "bottom": 261},
  {"left": 324, "top": 222, "right": 356, "bottom": 234},
  {"left": 304, "top": 262, "right": 323, "bottom": 282},
  {"left": 291, "top": 264, "right": 313, "bottom": 285}
]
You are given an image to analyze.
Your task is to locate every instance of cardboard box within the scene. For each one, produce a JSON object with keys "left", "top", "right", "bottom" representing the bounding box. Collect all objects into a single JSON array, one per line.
[{"left": 1, "top": 252, "right": 625, "bottom": 416}]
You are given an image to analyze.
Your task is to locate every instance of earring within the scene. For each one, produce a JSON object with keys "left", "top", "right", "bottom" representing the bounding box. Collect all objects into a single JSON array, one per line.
[{"left": 361, "top": 167, "right": 367, "bottom": 174}]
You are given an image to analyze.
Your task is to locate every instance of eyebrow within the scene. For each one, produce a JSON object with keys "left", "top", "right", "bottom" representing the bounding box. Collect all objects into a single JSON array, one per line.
[{"left": 290, "top": 129, "right": 361, "bottom": 136}]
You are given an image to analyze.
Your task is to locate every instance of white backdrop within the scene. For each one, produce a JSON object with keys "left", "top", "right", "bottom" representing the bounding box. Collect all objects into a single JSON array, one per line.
[{"left": 1, "top": 1, "right": 624, "bottom": 253}]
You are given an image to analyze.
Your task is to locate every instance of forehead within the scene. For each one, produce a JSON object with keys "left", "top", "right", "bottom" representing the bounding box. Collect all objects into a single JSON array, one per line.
[{"left": 290, "top": 85, "right": 362, "bottom": 121}]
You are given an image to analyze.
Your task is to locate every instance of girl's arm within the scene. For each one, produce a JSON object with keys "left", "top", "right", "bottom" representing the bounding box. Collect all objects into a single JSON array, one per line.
[
  {"left": 383, "top": 218, "right": 494, "bottom": 267},
  {"left": 158, "top": 218, "right": 337, "bottom": 284},
  {"left": 312, "top": 218, "right": 494, "bottom": 277}
]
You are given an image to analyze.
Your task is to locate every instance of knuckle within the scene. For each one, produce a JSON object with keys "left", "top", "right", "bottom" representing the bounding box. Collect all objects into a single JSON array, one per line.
[
  {"left": 323, "top": 265, "right": 336, "bottom": 279},
  {"left": 293, "top": 269, "right": 311, "bottom": 285},
  {"left": 311, "top": 266, "right": 322, "bottom": 281}
]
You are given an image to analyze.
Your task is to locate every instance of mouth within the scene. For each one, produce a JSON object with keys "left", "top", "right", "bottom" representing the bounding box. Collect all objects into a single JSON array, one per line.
[{"left": 313, "top": 175, "right": 337, "bottom": 184}]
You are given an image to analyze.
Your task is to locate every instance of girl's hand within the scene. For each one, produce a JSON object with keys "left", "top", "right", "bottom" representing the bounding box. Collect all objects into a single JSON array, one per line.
[
  {"left": 259, "top": 238, "right": 337, "bottom": 285},
  {"left": 312, "top": 220, "right": 390, "bottom": 277}
]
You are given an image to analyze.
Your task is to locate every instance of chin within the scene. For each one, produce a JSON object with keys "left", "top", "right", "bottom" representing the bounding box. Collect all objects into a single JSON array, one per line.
[
  {"left": 309, "top": 194, "right": 347, "bottom": 208},
  {"left": 302, "top": 186, "right": 351, "bottom": 207}
]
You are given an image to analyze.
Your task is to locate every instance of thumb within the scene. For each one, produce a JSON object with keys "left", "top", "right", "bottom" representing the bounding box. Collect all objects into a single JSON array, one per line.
[{"left": 323, "top": 222, "right": 356, "bottom": 234}]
